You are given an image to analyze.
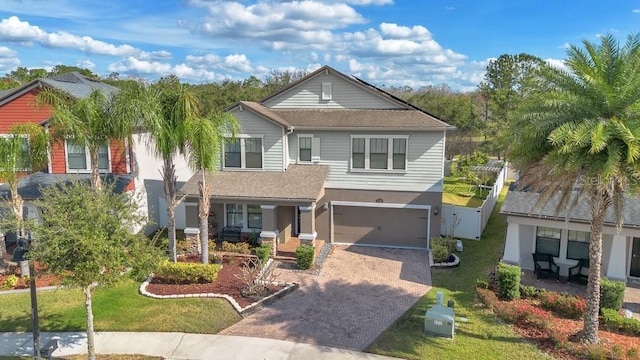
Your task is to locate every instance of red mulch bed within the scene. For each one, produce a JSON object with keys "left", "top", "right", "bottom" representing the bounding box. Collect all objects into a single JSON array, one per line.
[
  {"left": 145, "top": 255, "right": 285, "bottom": 309},
  {"left": 485, "top": 295, "right": 640, "bottom": 359},
  {"left": 0, "top": 263, "right": 62, "bottom": 290}
]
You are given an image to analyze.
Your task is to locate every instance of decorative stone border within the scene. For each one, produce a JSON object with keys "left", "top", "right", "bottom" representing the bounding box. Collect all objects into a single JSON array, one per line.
[
  {"left": 431, "top": 253, "right": 460, "bottom": 268},
  {"left": 139, "top": 258, "right": 298, "bottom": 317}
]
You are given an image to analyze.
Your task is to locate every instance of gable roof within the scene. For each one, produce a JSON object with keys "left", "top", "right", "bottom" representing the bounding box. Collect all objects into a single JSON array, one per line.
[
  {"left": 228, "top": 65, "right": 454, "bottom": 131},
  {"left": 500, "top": 187, "right": 640, "bottom": 228},
  {"left": 0, "top": 72, "right": 119, "bottom": 106}
]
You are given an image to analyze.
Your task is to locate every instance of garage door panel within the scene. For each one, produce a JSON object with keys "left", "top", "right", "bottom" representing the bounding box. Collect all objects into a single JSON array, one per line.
[{"left": 334, "top": 206, "right": 428, "bottom": 248}]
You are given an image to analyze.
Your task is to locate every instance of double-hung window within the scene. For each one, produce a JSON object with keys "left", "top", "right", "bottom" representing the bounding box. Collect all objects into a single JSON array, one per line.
[
  {"left": 225, "top": 204, "right": 262, "bottom": 230},
  {"left": 224, "top": 137, "right": 263, "bottom": 169},
  {"left": 297, "top": 135, "right": 320, "bottom": 163},
  {"left": 66, "top": 140, "right": 110, "bottom": 172},
  {"left": 350, "top": 136, "right": 407, "bottom": 171},
  {"left": 535, "top": 227, "right": 561, "bottom": 257},
  {"left": 567, "top": 230, "right": 590, "bottom": 260}
]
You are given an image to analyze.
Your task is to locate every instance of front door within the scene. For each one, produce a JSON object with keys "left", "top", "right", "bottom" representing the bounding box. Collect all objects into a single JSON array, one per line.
[{"left": 631, "top": 237, "right": 640, "bottom": 278}]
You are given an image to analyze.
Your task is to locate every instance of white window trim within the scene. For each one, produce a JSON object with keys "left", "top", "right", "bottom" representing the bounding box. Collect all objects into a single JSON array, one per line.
[
  {"left": 223, "top": 203, "right": 263, "bottom": 232},
  {"left": 297, "top": 134, "right": 321, "bottom": 164},
  {"left": 349, "top": 135, "right": 408, "bottom": 173},
  {"left": 222, "top": 135, "right": 264, "bottom": 170},
  {"left": 64, "top": 139, "right": 112, "bottom": 174}
]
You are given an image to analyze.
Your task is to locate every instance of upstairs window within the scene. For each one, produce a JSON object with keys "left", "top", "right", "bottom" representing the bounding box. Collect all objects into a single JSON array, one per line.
[
  {"left": 66, "top": 140, "right": 109, "bottom": 172},
  {"left": 299, "top": 136, "right": 312, "bottom": 162},
  {"left": 224, "top": 137, "right": 263, "bottom": 169},
  {"left": 350, "top": 136, "right": 408, "bottom": 171}
]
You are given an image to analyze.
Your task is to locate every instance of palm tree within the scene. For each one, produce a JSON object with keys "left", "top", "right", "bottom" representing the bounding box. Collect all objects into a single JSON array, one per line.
[
  {"left": 0, "top": 123, "right": 50, "bottom": 254},
  {"left": 509, "top": 33, "right": 640, "bottom": 344},
  {"left": 185, "top": 113, "right": 239, "bottom": 263},
  {"left": 35, "top": 87, "right": 137, "bottom": 190},
  {"left": 143, "top": 80, "right": 204, "bottom": 262}
]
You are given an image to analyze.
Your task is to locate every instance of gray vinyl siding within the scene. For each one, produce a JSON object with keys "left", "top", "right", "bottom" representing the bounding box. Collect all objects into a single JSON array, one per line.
[
  {"left": 229, "top": 108, "right": 284, "bottom": 171},
  {"left": 264, "top": 72, "right": 401, "bottom": 110},
  {"left": 288, "top": 130, "right": 444, "bottom": 192}
]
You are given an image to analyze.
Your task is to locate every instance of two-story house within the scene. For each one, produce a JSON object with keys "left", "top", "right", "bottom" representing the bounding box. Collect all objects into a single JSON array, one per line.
[
  {"left": 0, "top": 72, "right": 136, "bottom": 218},
  {"left": 177, "top": 66, "right": 453, "bottom": 250}
]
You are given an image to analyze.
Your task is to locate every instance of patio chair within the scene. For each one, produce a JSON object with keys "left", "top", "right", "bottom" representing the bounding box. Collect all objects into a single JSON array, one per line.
[
  {"left": 568, "top": 258, "right": 589, "bottom": 284},
  {"left": 532, "top": 253, "right": 560, "bottom": 280}
]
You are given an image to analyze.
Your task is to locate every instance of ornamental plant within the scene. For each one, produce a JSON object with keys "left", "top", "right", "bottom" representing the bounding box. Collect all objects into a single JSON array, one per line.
[
  {"left": 496, "top": 262, "right": 521, "bottom": 300},
  {"left": 539, "top": 291, "right": 586, "bottom": 319}
]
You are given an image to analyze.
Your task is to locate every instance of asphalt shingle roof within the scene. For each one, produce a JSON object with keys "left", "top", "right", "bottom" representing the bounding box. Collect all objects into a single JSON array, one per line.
[
  {"left": 41, "top": 72, "right": 119, "bottom": 99},
  {"left": 500, "top": 189, "right": 640, "bottom": 228},
  {"left": 178, "top": 165, "right": 329, "bottom": 202},
  {"left": 0, "top": 172, "right": 135, "bottom": 200}
]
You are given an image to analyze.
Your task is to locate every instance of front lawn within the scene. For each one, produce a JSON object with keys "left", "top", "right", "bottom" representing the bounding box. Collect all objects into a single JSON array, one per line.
[
  {"left": 366, "top": 189, "right": 550, "bottom": 360},
  {"left": 0, "top": 278, "right": 240, "bottom": 333}
]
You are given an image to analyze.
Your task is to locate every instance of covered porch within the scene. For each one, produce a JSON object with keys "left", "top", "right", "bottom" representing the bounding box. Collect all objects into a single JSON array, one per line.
[{"left": 177, "top": 165, "right": 329, "bottom": 255}]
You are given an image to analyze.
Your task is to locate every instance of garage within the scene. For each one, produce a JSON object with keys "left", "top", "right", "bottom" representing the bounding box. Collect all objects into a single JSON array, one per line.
[{"left": 331, "top": 201, "right": 430, "bottom": 249}]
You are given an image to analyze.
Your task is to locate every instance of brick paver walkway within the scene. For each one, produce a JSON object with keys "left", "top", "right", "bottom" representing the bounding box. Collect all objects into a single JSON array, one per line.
[{"left": 219, "top": 245, "right": 432, "bottom": 351}]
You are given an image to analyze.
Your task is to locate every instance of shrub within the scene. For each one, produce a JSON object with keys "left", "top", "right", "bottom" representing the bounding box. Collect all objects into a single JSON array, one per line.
[
  {"left": 155, "top": 260, "right": 221, "bottom": 284},
  {"left": 176, "top": 238, "right": 190, "bottom": 253},
  {"left": 221, "top": 241, "right": 251, "bottom": 254},
  {"left": 496, "top": 262, "right": 520, "bottom": 300},
  {"left": 627, "top": 347, "right": 639, "bottom": 360},
  {"left": 600, "top": 278, "right": 626, "bottom": 310},
  {"left": 2, "top": 274, "right": 19, "bottom": 290},
  {"left": 493, "top": 301, "right": 551, "bottom": 329},
  {"left": 476, "top": 287, "right": 498, "bottom": 309},
  {"left": 601, "top": 308, "right": 640, "bottom": 336},
  {"left": 475, "top": 278, "right": 489, "bottom": 289},
  {"left": 432, "top": 237, "right": 456, "bottom": 254},
  {"left": 295, "top": 245, "right": 315, "bottom": 270},
  {"left": 431, "top": 241, "right": 450, "bottom": 263},
  {"left": 254, "top": 245, "right": 271, "bottom": 263},
  {"left": 539, "top": 291, "right": 586, "bottom": 319},
  {"left": 519, "top": 284, "right": 539, "bottom": 299}
]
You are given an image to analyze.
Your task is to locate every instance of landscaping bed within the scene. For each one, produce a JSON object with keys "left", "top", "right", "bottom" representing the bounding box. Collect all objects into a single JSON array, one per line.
[
  {"left": 477, "top": 287, "right": 640, "bottom": 359},
  {"left": 145, "top": 256, "right": 288, "bottom": 309}
]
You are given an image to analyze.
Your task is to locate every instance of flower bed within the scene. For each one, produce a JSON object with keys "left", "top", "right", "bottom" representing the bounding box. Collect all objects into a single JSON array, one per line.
[{"left": 476, "top": 287, "right": 640, "bottom": 359}]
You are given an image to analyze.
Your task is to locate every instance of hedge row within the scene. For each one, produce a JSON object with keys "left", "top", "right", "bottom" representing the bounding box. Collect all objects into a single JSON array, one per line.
[{"left": 155, "top": 260, "right": 221, "bottom": 284}]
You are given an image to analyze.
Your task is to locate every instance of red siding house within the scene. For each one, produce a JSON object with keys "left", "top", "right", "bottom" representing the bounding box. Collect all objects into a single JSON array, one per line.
[{"left": 0, "top": 73, "right": 136, "bottom": 204}]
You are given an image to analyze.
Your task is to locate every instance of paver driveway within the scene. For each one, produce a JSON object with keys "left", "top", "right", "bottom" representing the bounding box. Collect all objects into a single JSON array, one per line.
[{"left": 219, "top": 245, "right": 432, "bottom": 351}]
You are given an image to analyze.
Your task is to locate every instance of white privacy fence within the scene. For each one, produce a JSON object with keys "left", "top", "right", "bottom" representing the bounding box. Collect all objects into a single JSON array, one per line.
[{"left": 441, "top": 164, "right": 508, "bottom": 240}]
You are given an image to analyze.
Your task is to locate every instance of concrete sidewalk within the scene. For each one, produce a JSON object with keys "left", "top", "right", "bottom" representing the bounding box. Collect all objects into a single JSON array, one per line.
[{"left": 0, "top": 332, "right": 398, "bottom": 359}]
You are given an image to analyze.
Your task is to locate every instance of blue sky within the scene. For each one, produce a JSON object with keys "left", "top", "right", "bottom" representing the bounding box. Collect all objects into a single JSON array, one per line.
[{"left": 0, "top": 0, "right": 638, "bottom": 91}]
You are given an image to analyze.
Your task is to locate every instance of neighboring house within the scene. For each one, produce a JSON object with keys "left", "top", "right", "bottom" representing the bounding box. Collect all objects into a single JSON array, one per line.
[
  {"left": 501, "top": 185, "right": 640, "bottom": 281},
  {"left": 0, "top": 72, "right": 136, "bottom": 218},
  {"left": 177, "top": 66, "right": 454, "bottom": 250}
]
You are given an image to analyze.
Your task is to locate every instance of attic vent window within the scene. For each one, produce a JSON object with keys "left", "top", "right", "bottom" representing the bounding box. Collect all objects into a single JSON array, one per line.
[{"left": 321, "top": 82, "right": 332, "bottom": 100}]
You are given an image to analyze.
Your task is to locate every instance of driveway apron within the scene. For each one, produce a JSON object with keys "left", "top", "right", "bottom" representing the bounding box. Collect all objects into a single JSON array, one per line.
[{"left": 219, "top": 245, "right": 432, "bottom": 351}]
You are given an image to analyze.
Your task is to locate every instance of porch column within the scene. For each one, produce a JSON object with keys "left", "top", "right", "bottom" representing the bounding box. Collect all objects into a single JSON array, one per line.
[
  {"left": 259, "top": 205, "right": 278, "bottom": 257},
  {"left": 298, "top": 203, "right": 317, "bottom": 247},
  {"left": 606, "top": 235, "right": 627, "bottom": 281},
  {"left": 502, "top": 223, "right": 520, "bottom": 265}
]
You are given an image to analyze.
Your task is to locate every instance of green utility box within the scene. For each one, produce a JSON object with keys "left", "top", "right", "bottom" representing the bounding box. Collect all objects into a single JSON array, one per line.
[{"left": 424, "top": 305, "right": 455, "bottom": 338}]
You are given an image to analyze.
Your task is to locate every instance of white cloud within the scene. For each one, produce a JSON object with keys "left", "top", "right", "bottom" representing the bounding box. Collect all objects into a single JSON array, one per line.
[
  {"left": 633, "top": 9, "right": 640, "bottom": 13},
  {"left": 0, "top": 16, "right": 170, "bottom": 59},
  {"left": 108, "top": 57, "right": 173, "bottom": 75},
  {"left": 0, "top": 46, "right": 20, "bottom": 71},
  {"left": 545, "top": 58, "right": 568, "bottom": 72},
  {"left": 76, "top": 59, "right": 96, "bottom": 70}
]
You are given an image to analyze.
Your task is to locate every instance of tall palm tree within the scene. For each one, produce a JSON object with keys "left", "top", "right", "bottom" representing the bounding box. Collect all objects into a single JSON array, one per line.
[
  {"left": 143, "top": 80, "right": 204, "bottom": 262},
  {"left": 185, "top": 113, "right": 239, "bottom": 263},
  {"left": 35, "top": 87, "right": 137, "bottom": 190},
  {"left": 509, "top": 33, "right": 640, "bottom": 344},
  {"left": 0, "top": 123, "right": 50, "bottom": 254}
]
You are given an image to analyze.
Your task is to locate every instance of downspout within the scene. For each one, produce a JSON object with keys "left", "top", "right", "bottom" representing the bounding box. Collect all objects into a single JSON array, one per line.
[{"left": 283, "top": 126, "right": 295, "bottom": 170}]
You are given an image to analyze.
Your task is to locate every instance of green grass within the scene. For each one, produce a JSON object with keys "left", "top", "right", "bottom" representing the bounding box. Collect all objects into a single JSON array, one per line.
[
  {"left": 366, "top": 189, "right": 551, "bottom": 360},
  {"left": 0, "top": 278, "right": 240, "bottom": 333},
  {"left": 442, "top": 177, "right": 486, "bottom": 207}
]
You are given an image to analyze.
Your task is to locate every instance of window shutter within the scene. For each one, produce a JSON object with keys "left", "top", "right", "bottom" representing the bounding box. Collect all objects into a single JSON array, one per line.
[{"left": 312, "top": 137, "right": 321, "bottom": 162}]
